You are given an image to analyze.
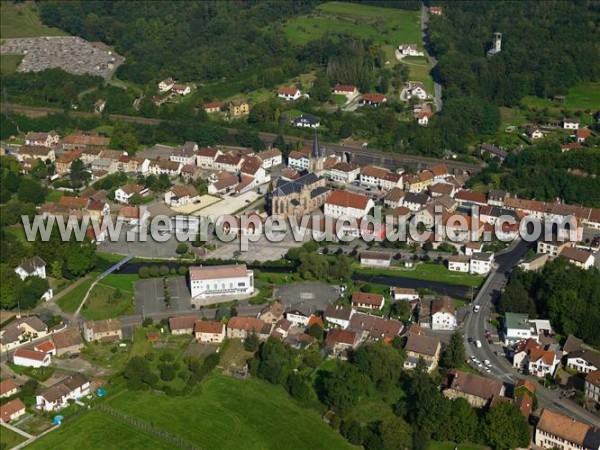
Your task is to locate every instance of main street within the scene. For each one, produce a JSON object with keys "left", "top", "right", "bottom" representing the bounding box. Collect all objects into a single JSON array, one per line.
[{"left": 464, "top": 239, "right": 600, "bottom": 427}]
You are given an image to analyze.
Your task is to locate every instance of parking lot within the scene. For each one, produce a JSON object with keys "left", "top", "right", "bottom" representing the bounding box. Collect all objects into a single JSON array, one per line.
[
  {"left": 274, "top": 281, "right": 341, "bottom": 312},
  {"left": 135, "top": 277, "right": 192, "bottom": 316}
]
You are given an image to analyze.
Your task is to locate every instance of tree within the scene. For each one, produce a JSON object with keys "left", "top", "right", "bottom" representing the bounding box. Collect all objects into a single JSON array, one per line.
[
  {"left": 244, "top": 333, "right": 260, "bottom": 352},
  {"left": 483, "top": 403, "right": 530, "bottom": 450},
  {"left": 17, "top": 178, "right": 46, "bottom": 204},
  {"left": 352, "top": 342, "right": 404, "bottom": 392},
  {"left": 317, "top": 362, "right": 367, "bottom": 414},
  {"left": 442, "top": 331, "right": 465, "bottom": 369},
  {"left": 142, "top": 317, "right": 153, "bottom": 327},
  {"left": 311, "top": 71, "right": 331, "bottom": 102},
  {"left": 159, "top": 364, "right": 176, "bottom": 381},
  {"left": 176, "top": 243, "right": 189, "bottom": 256},
  {"left": 308, "top": 323, "right": 324, "bottom": 341},
  {"left": 31, "top": 159, "right": 48, "bottom": 180},
  {"left": 178, "top": 266, "right": 187, "bottom": 275},
  {"left": 22, "top": 276, "right": 50, "bottom": 309},
  {"left": 0, "top": 264, "right": 23, "bottom": 309},
  {"left": 286, "top": 372, "right": 311, "bottom": 402},
  {"left": 379, "top": 417, "right": 412, "bottom": 450},
  {"left": 159, "top": 265, "right": 169, "bottom": 276},
  {"left": 50, "top": 260, "right": 63, "bottom": 279},
  {"left": 391, "top": 300, "right": 411, "bottom": 319},
  {"left": 139, "top": 266, "right": 150, "bottom": 278},
  {"left": 69, "top": 159, "right": 88, "bottom": 185}
]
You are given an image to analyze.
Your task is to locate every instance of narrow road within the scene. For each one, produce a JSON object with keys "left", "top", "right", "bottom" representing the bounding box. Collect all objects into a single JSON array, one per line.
[
  {"left": 421, "top": 4, "right": 443, "bottom": 112},
  {"left": 464, "top": 239, "right": 600, "bottom": 427}
]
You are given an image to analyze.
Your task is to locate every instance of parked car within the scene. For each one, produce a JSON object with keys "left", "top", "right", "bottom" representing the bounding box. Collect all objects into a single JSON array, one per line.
[
  {"left": 475, "top": 340, "right": 482, "bottom": 348},
  {"left": 473, "top": 305, "right": 480, "bottom": 313}
]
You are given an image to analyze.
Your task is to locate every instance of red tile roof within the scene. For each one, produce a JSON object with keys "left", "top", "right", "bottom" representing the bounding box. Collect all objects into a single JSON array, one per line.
[
  {"left": 34, "top": 340, "right": 56, "bottom": 353},
  {"left": 0, "top": 379, "right": 17, "bottom": 397},
  {"left": 14, "top": 348, "right": 48, "bottom": 362},
  {"left": 362, "top": 93, "right": 387, "bottom": 103},
  {"left": 351, "top": 292, "right": 384, "bottom": 308},
  {"left": 334, "top": 83, "right": 357, "bottom": 93},
  {"left": 0, "top": 398, "right": 25, "bottom": 423},
  {"left": 194, "top": 321, "right": 224, "bottom": 334},
  {"left": 277, "top": 87, "right": 299, "bottom": 96},
  {"left": 326, "top": 190, "right": 371, "bottom": 210},
  {"left": 326, "top": 328, "right": 358, "bottom": 347}
]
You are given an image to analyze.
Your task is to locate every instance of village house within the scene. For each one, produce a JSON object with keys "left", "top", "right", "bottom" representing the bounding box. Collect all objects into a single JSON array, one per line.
[
  {"left": 585, "top": 371, "right": 600, "bottom": 404},
  {"left": 196, "top": 146, "right": 221, "bottom": 168},
  {"left": 351, "top": 292, "right": 385, "bottom": 311},
  {"left": 443, "top": 213, "right": 484, "bottom": 241},
  {"left": 272, "top": 318, "right": 293, "bottom": 340},
  {"left": 333, "top": 83, "right": 358, "bottom": 97},
  {"left": 172, "top": 83, "right": 191, "bottom": 96},
  {"left": 403, "top": 333, "right": 441, "bottom": 372},
  {"left": 285, "top": 305, "right": 314, "bottom": 327},
  {"left": 567, "top": 350, "right": 600, "bottom": 374},
  {"left": 447, "top": 255, "right": 470, "bottom": 272},
  {"left": 164, "top": 184, "right": 200, "bottom": 207},
  {"left": 90, "top": 157, "right": 117, "bottom": 174},
  {"left": 575, "top": 128, "right": 592, "bottom": 143},
  {"left": 259, "top": 302, "right": 284, "bottom": 325},
  {"left": 82, "top": 319, "right": 122, "bottom": 343},
  {"left": 147, "top": 160, "right": 182, "bottom": 176},
  {"left": 214, "top": 153, "right": 243, "bottom": 172},
  {"left": 525, "top": 125, "right": 544, "bottom": 139},
  {"left": 430, "top": 6, "right": 443, "bottom": 15},
  {"left": 55, "top": 149, "right": 84, "bottom": 175},
  {"left": 403, "top": 192, "right": 429, "bottom": 212},
  {"left": 418, "top": 111, "right": 433, "bottom": 126},
  {"left": 36, "top": 373, "right": 90, "bottom": 412},
  {"left": 431, "top": 296, "right": 457, "bottom": 331},
  {"left": 487, "top": 189, "right": 508, "bottom": 207},
  {"left": 404, "top": 170, "right": 433, "bottom": 193},
  {"left": 13, "top": 348, "right": 51, "bottom": 368},
  {"left": 116, "top": 205, "right": 150, "bottom": 225},
  {"left": 442, "top": 370, "right": 505, "bottom": 408},
  {"left": 158, "top": 77, "right": 175, "bottom": 92},
  {"left": 464, "top": 242, "right": 483, "bottom": 256},
  {"left": 512, "top": 338, "right": 559, "bottom": 378},
  {"left": 359, "top": 165, "right": 388, "bottom": 188},
  {"left": 0, "top": 316, "right": 48, "bottom": 352},
  {"left": 391, "top": 287, "right": 419, "bottom": 301},
  {"left": 404, "top": 81, "right": 428, "bottom": 100},
  {"left": 52, "top": 327, "right": 84, "bottom": 356},
  {"left": 534, "top": 408, "right": 600, "bottom": 450},
  {"left": 326, "top": 329, "right": 360, "bottom": 357},
  {"left": 0, "top": 379, "right": 18, "bottom": 398},
  {"left": 292, "top": 114, "right": 320, "bottom": 128},
  {"left": 360, "top": 251, "right": 392, "bottom": 268},
  {"left": 169, "top": 316, "right": 198, "bottom": 335},
  {"left": 25, "top": 130, "right": 59, "bottom": 147},
  {"left": 455, "top": 190, "right": 488, "bottom": 208},
  {"left": 14, "top": 256, "right": 46, "bottom": 281},
  {"left": 329, "top": 162, "right": 361, "bottom": 184},
  {"left": 470, "top": 252, "right": 494, "bottom": 275},
  {"left": 349, "top": 313, "right": 403, "bottom": 342},
  {"left": 398, "top": 44, "right": 424, "bottom": 57},
  {"left": 170, "top": 141, "right": 198, "bottom": 165},
  {"left": 325, "top": 305, "right": 355, "bottom": 330},
  {"left": 34, "top": 340, "right": 56, "bottom": 356},
  {"left": 257, "top": 148, "right": 282, "bottom": 169},
  {"left": 189, "top": 264, "right": 254, "bottom": 303},
  {"left": 0, "top": 398, "right": 26, "bottom": 423},
  {"left": 563, "top": 118, "right": 580, "bottom": 130},
  {"left": 203, "top": 101, "right": 223, "bottom": 114},
  {"left": 241, "top": 156, "right": 269, "bottom": 185},
  {"left": 277, "top": 87, "right": 301, "bottom": 101},
  {"left": 17, "top": 145, "right": 56, "bottom": 163},
  {"left": 537, "top": 239, "right": 572, "bottom": 257},
  {"left": 94, "top": 99, "right": 106, "bottom": 113},
  {"left": 359, "top": 93, "right": 387, "bottom": 107},
  {"left": 504, "top": 312, "right": 534, "bottom": 345},
  {"left": 479, "top": 143, "right": 508, "bottom": 162},
  {"left": 429, "top": 182, "right": 455, "bottom": 198},
  {"left": 559, "top": 247, "right": 595, "bottom": 269},
  {"left": 114, "top": 184, "right": 148, "bottom": 204},
  {"left": 194, "top": 321, "right": 226, "bottom": 343},
  {"left": 287, "top": 147, "right": 311, "bottom": 171},
  {"left": 324, "top": 190, "right": 374, "bottom": 219},
  {"left": 229, "top": 99, "right": 250, "bottom": 117},
  {"left": 62, "top": 132, "right": 110, "bottom": 151},
  {"left": 226, "top": 316, "right": 270, "bottom": 340},
  {"left": 383, "top": 188, "right": 405, "bottom": 210}
]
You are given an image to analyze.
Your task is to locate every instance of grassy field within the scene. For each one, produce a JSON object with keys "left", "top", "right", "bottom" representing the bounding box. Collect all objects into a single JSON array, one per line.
[
  {"left": 101, "top": 375, "right": 354, "bottom": 450},
  {"left": 27, "top": 411, "right": 174, "bottom": 450},
  {"left": 80, "top": 283, "right": 135, "bottom": 320},
  {"left": 0, "top": 54, "right": 23, "bottom": 74},
  {"left": 5, "top": 225, "right": 30, "bottom": 247},
  {"left": 56, "top": 274, "right": 97, "bottom": 313},
  {"left": 0, "top": 2, "right": 67, "bottom": 39},
  {"left": 402, "top": 57, "right": 435, "bottom": 93},
  {"left": 357, "top": 263, "right": 484, "bottom": 288},
  {"left": 428, "top": 441, "right": 488, "bottom": 450},
  {"left": 45, "top": 190, "right": 64, "bottom": 202},
  {"left": 0, "top": 426, "right": 27, "bottom": 448},
  {"left": 99, "top": 273, "right": 139, "bottom": 291},
  {"left": 521, "top": 82, "right": 600, "bottom": 111}
]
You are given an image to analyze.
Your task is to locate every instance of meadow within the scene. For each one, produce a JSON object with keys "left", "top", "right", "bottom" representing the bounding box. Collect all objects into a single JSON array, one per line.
[
  {"left": 0, "top": 2, "right": 67, "bottom": 39},
  {"left": 357, "top": 262, "right": 484, "bottom": 288},
  {"left": 521, "top": 82, "right": 600, "bottom": 111},
  {"left": 0, "top": 426, "right": 27, "bottom": 449}
]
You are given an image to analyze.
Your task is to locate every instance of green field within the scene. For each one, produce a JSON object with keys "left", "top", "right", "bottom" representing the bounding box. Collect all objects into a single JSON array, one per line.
[
  {"left": 56, "top": 274, "right": 97, "bottom": 313},
  {"left": 0, "top": 426, "right": 27, "bottom": 448},
  {"left": 93, "top": 375, "right": 353, "bottom": 450},
  {"left": 27, "top": 411, "right": 174, "bottom": 450},
  {"left": 428, "top": 441, "right": 488, "bottom": 450},
  {"left": 402, "top": 57, "right": 435, "bottom": 93},
  {"left": 99, "top": 273, "right": 139, "bottom": 291},
  {"left": 522, "top": 82, "right": 600, "bottom": 110},
  {"left": 5, "top": 225, "right": 30, "bottom": 247},
  {"left": 283, "top": 2, "right": 421, "bottom": 47},
  {"left": 80, "top": 281, "right": 135, "bottom": 320},
  {"left": 357, "top": 262, "right": 484, "bottom": 288},
  {"left": 0, "top": 2, "right": 67, "bottom": 39},
  {"left": 45, "top": 190, "right": 64, "bottom": 202},
  {"left": 0, "top": 53, "right": 22, "bottom": 74}
]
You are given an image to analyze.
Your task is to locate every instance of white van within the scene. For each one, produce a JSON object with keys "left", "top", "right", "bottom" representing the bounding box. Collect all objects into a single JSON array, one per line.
[
  {"left": 473, "top": 305, "right": 480, "bottom": 313},
  {"left": 475, "top": 340, "right": 482, "bottom": 348}
]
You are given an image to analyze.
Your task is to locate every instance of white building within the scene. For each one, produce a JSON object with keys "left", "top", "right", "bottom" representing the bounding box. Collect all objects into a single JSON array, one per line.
[
  {"left": 194, "top": 321, "right": 226, "bottom": 343},
  {"left": 404, "top": 81, "right": 428, "bottom": 100},
  {"left": 512, "top": 339, "right": 559, "bottom": 378},
  {"left": 563, "top": 119, "right": 580, "bottom": 130},
  {"left": 351, "top": 292, "right": 385, "bottom": 311},
  {"left": 325, "top": 305, "right": 355, "bottom": 330},
  {"left": 360, "top": 251, "right": 392, "bottom": 268},
  {"left": 13, "top": 348, "right": 51, "bottom": 368},
  {"left": 447, "top": 255, "right": 470, "bottom": 272},
  {"left": 189, "top": 264, "right": 254, "bottom": 303},
  {"left": 566, "top": 350, "right": 600, "bottom": 374},
  {"left": 324, "top": 190, "right": 374, "bottom": 219},
  {"left": 277, "top": 87, "right": 301, "bottom": 101},
  {"left": 431, "top": 297, "right": 457, "bottom": 331},
  {"left": 329, "top": 162, "right": 361, "bottom": 184},
  {"left": 170, "top": 142, "right": 197, "bottom": 165},
  {"left": 114, "top": 184, "right": 148, "bottom": 204},
  {"left": 24, "top": 131, "right": 59, "bottom": 148},
  {"left": 469, "top": 252, "right": 494, "bottom": 275},
  {"left": 398, "top": 44, "right": 424, "bottom": 57},
  {"left": 36, "top": 374, "right": 90, "bottom": 412},
  {"left": 504, "top": 313, "right": 533, "bottom": 345},
  {"left": 214, "top": 154, "right": 243, "bottom": 172},
  {"left": 534, "top": 409, "right": 595, "bottom": 450},
  {"left": 287, "top": 149, "right": 310, "bottom": 171},
  {"left": 196, "top": 147, "right": 221, "bottom": 168},
  {"left": 164, "top": 185, "right": 200, "bottom": 207},
  {"left": 15, "top": 256, "right": 46, "bottom": 280},
  {"left": 158, "top": 78, "right": 174, "bottom": 92},
  {"left": 258, "top": 148, "right": 282, "bottom": 169},
  {"left": 559, "top": 247, "right": 595, "bottom": 270},
  {"left": 391, "top": 287, "right": 419, "bottom": 301}
]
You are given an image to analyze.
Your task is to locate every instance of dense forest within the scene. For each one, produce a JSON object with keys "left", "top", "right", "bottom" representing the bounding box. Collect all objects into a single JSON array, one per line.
[
  {"left": 498, "top": 258, "right": 600, "bottom": 346},
  {"left": 428, "top": 0, "right": 600, "bottom": 106}
]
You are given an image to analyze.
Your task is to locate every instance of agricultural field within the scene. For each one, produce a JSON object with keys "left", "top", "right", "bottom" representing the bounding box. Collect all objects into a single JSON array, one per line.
[
  {"left": 0, "top": 2, "right": 67, "bottom": 39},
  {"left": 521, "top": 82, "right": 600, "bottom": 111}
]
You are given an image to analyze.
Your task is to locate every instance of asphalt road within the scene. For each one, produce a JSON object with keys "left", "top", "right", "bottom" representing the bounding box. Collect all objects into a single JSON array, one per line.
[
  {"left": 464, "top": 239, "right": 600, "bottom": 427},
  {"left": 421, "top": 5, "right": 443, "bottom": 112}
]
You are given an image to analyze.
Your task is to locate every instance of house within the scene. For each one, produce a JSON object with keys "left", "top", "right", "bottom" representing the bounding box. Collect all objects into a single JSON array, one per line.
[
  {"left": 94, "top": 99, "right": 106, "bottom": 114},
  {"left": 114, "top": 184, "right": 148, "bottom": 204},
  {"left": 534, "top": 408, "right": 600, "bottom": 450},
  {"left": 36, "top": 373, "right": 90, "bottom": 412},
  {"left": 525, "top": 125, "right": 544, "bottom": 139},
  {"left": 455, "top": 190, "right": 488, "bottom": 207},
  {"left": 25, "top": 130, "right": 59, "bottom": 147},
  {"left": 431, "top": 296, "right": 457, "bottom": 331},
  {"left": 62, "top": 132, "right": 110, "bottom": 150},
  {"left": 398, "top": 44, "right": 424, "bottom": 57},
  {"left": 585, "top": 371, "right": 600, "bottom": 404},
  {"left": 464, "top": 242, "right": 483, "bottom": 256},
  {"left": 470, "top": 252, "right": 494, "bottom": 275},
  {"left": 333, "top": 84, "right": 358, "bottom": 97},
  {"left": 214, "top": 153, "right": 243, "bottom": 172},
  {"left": 55, "top": 149, "right": 84, "bottom": 174},
  {"left": 259, "top": 302, "right": 284, "bottom": 325},
  {"left": 403, "top": 333, "right": 441, "bottom": 372},
  {"left": 241, "top": 156, "right": 269, "bottom": 184},
  {"left": 447, "top": 255, "right": 470, "bottom": 272},
  {"left": 116, "top": 206, "right": 150, "bottom": 226},
  {"left": 537, "top": 239, "right": 572, "bottom": 257},
  {"left": 351, "top": 292, "right": 385, "bottom": 311},
  {"left": 430, "top": 6, "right": 443, "bottom": 15},
  {"left": 403, "top": 192, "right": 428, "bottom": 212},
  {"left": 326, "top": 329, "right": 360, "bottom": 356},
  {"left": 13, "top": 348, "right": 51, "bottom": 368},
  {"left": 559, "top": 247, "right": 595, "bottom": 269},
  {"left": 82, "top": 319, "right": 122, "bottom": 342},
  {"left": 329, "top": 162, "right": 361, "bottom": 184},
  {"left": 360, "top": 251, "right": 391, "bottom": 268},
  {"left": 189, "top": 264, "right": 254, "bottom": 302},
  {"left": 576, "top": 128, "right": 592, "bottom": 143},
  {"left": 164, "top": 185, "right": 199, "bottom": 207},
  {"left": 203, "top": 101, "right": 223, "bottom": 114},
  {"left": 34, "top": 340, "right": 56, "bottom": 356},
  {"left": 391, "top": 287, "right": 419, "bottom": 301},
  {"left": 479, "top": 143, "right": 508, "bottom": 162},
  {"left": 285, "top": 306, "right": 313, "bottom": 328},
  {"left": 404, "top": 171, "right": 433, "bottom": 193},
  {"left": 380, "top": 172, "right": 403, "bottom": 192},
  {"left": 324, "top": 305, "right": 355, "bottom": 329},
  {"left": 0, "top": 379, "right": 18, "bottom": 398},
  {"left": 277, "top": 87, "right": 301, "bottom": 101},
  {"left": 513, "top": 339, "right": 559, "bottom": 378},
  {"left": 196, "top": 147, "right": 221, "bottom": 168},
  {"left": 14, "top": 256, "right": 46, "bottom": 281},
  {"left": 226, "top": 316, "right": 269, "bottom": 340},
  {"left": 52, "top": 327, "right": 84, "bottom": 356},
  {"left": 360, "top": 165, "right": 390, "bottom": 188},
  {"left": 147, "top": 160, "right": 182, "bottom": 176},
  {"left": 563, "top": 118, "right": 580, "bottom": 130},
  {"left": 488, "top": 189, "right": 509, "bottom": 207},
  {"left": 158, "top": 77, "right": 175, "bottom": 92},
  {"left": 384, "top": 187, "right": 406, "bottom": 209},
  {"left": 170, "top": 141, "right": 198, "bottom": 165},
  {"left": 504, "top": 312, "right": 533, "bottom": 345},
  {"left": 172, "top": 84, "right": 191, "bottom": 96},
  {"left": 404, "top": 81, "right": 428, "bottom": 100},
  {"left": 194, "top": 321, "right": 226, "bottom": 343},
  {"left": 360, "top": 93, "right": 387, "bottom": 106},
  {"left": 325, "top": 190, "right": 374, "bottom": 219},
  {"left": 563, "top": 334, "right": 583, "bottom": 355},
  {"left": 442, "top": 370, "right": 505, "bottom": 408},
  {"left": 0, "top": 316, "right": 48, "bottom": 352},
  {"left": 292, "top": 114, "right": 320, "bottom": 128},
  {"left": 169, "top": 316, "right": 198, "bottom": 335},
  {"left": 229, "top": 99, "right": 250, "bottom": 117},
  {"left": 349, "top": 313, "right": 403, "bottom": 342},
  {"left": 567, "top": 350, "right": 600, "bottom": 374},
  {"left": 418, "top": 111, "right": 433, "bottom": 126},
  {"left": 257, "top": 148, "right": 283, "bottom": 169},
  {"left": 17, "top": 145, "right": 56, "bottom": 162},
  {"left": 0, "top": 398, "right": 26, "bottom": 423}
]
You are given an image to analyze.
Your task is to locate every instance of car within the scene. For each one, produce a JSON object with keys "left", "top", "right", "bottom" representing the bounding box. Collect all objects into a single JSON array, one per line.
[
  {"left": 483, "top": 360, "right": 491, "bottom": 366},
  {"left": 475, "top": 340, "right": 482, "bottom": 348},
  {"left": 69, "top": 353, "right": 79, "bottom": 359},
  {"left": 365, "top": 187, "right": 372, "bottom": 192},
  {"left": 476, "top": 362, "right": 483, "bottom": 367},
  {"left": 467, "top": 337, "right": 474, "bottom": 344},
  {"left": 473, "top": 305, "right": 480, "bottom": 313},
  {"left": 484, "top": 367, "right": 491, "bottom": 373}
]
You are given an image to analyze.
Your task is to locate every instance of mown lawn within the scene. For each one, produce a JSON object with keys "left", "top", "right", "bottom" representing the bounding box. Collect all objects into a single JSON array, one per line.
[
  {"left": 0, "top": 54, "right": 23, "bottom": 74},
  {"left": 80, "top": 283, "right": 135, "bottom": 320},
  {"left": 99, "top": 273, "right": 139, "bottom": 291},
  {"left": 0, "top": 2, "right": 67, "bottom": 39},
  {"left": 104, "top": 375, "right": 354, "bottom": 450},
  {"left": 357, "top": 263, "right": 484, "bottom": 288},
  {"left": 0, "top": 426, "right": 27, "bottom": 449},
  {"left": 45, "top": 190, "right": 64, "bottom": 202},
  {"left": 27, "top": 411, "right": 174, "bottom": 450},
  {"left": 5, "top": 225, "right": 31, "bottom": 247},
  {"left": 56, "top": 274, "right": 97, "bottom": 313},
  {"left": 428, "top": 441, "right": 489, "bottom": 450},
  {"left": 521, "top": 81, "right": 600, "bottom": 111}
]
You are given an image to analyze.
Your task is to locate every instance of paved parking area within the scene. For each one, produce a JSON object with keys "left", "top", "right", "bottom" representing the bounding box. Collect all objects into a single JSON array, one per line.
[
  {"left": 135, "top": 277, "right": 192, "bottom": 315},
  {"left": 274, "top": 281, "right": 340, "bottom": 313}
]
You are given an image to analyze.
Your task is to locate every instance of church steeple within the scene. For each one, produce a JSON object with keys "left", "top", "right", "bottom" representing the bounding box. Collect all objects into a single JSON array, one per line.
[{"left": 311, "top": 129, "right": 321, "bottom": 159}]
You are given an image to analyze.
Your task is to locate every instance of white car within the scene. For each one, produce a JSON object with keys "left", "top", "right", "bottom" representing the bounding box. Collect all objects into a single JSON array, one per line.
[
  {"left": 475, "top": 340, "right": 482, "bottom": 348},
  {"left": 484, "top": 360, "right": 491, "bottom": 366},
  {"left": 484, "top": 367, "right": 491, "bottom": 373},
  {"left": 473, "top": 305, "right": 480, "bottom": 313}
]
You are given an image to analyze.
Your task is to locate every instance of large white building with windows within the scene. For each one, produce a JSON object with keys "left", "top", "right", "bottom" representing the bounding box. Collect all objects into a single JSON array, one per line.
[{"left": 189, "top": 264, "right": 254, "bottom": 304}]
